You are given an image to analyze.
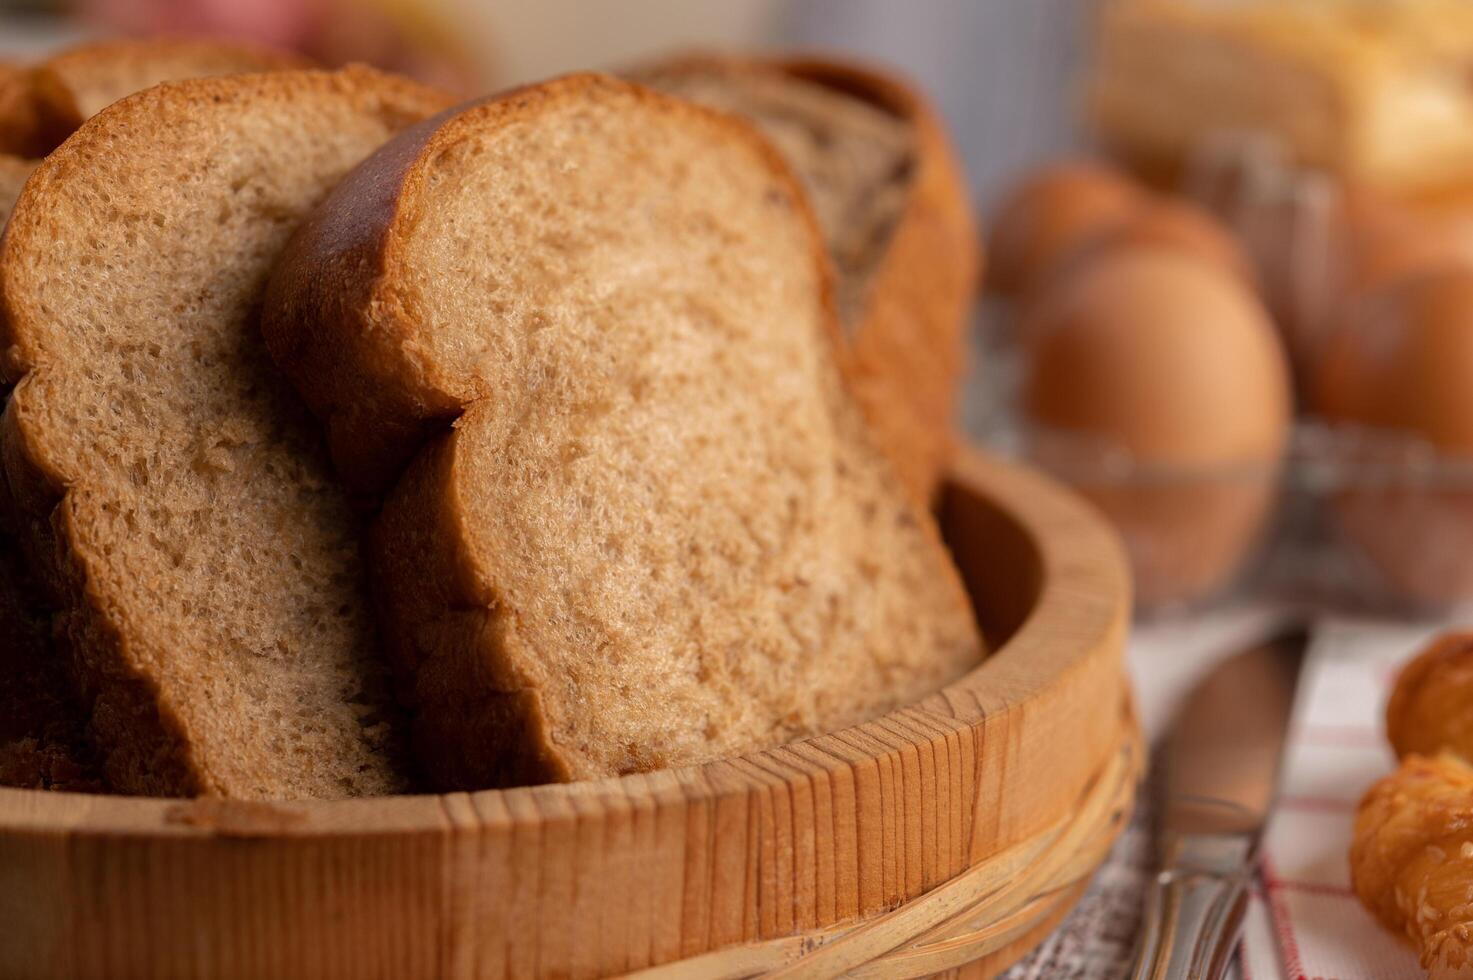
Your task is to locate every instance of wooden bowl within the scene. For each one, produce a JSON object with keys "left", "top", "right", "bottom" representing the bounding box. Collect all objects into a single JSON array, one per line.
[{"left": 0, "top": 448, "right": 1138, "bottom": 979}]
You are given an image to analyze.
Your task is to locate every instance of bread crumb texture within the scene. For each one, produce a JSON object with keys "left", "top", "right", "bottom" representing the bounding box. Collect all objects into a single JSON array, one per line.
[
  {"left": 266, "top": 74, "right": 983, "bottom": 788},
  {"left": 0, "top": 67, "right": 452, "bottom": 799},
  {"left": 640, "top": 63, "right": 913, "bottom": 331}
]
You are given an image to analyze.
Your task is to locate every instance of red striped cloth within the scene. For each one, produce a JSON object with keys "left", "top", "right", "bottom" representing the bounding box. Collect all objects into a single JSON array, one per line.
[
  {"left": 1001, "top": 616, "right": 1437, "bottom": 979},
  {"left": 1238, "top": 618, "right": 1434, "bottom": 980}
]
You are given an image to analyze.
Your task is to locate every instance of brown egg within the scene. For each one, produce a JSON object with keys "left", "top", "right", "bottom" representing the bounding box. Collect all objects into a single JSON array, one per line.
[
  {"left": 1256, "top": 184, "right": 1460, "bottom": 380},
  {"left": 1046, "top": 197, "right": 1257, "bottom": 293},
  {"left": 1021, "top": 249, "right": 1291, "bottom": 606},
  {"left": 1024, "top": 249, "right": 1289, "bottom": 465},
  {"left": 1315, "top": 268, "right": 1473, "bottom": 605},
  {"left": 987, "top": 162, "right": 1143, "bottom": 298},
  {"left": 1337, "top": 203, "right": 1473, "bottom": 298},
  {"left": 1316, "top": 268, "right": 1473, "bottom": 451}
]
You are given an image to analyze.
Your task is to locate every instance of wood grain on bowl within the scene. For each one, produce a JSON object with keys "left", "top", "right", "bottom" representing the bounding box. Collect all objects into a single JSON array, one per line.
[{"left": 0, "top": 447, "right": 1136, "bottom": 980}]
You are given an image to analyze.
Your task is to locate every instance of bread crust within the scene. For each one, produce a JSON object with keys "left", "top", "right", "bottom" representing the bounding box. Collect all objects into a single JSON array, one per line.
[
  {"left": 0, "top": 37, "right": 309, "bottom": 158},
  {"left": 265, "top": 73, "right": 849, "bottom": 495},
  {"left": 0, "top": 67, "right": 453, "bottom": 798},
  {"left": 266, "top": 73, "right": 983, "bottom": 787},
  {"left": 369, "top": 431, "right": 574, "bottom": 788},
  {"left": 260, "top": 98, "right": 468, "bottom": 494},
  {"left": 634, "top": 53, "right": 979, "bottom": 503}
]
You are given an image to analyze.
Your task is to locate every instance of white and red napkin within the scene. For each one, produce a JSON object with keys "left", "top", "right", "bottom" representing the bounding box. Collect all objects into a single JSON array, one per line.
[
  {"left": 1239, "top": 617, "right": 1443, "bottom": 980},
  {"left": 1003, "top": 613, "right": 1445, "bottom": 979}
]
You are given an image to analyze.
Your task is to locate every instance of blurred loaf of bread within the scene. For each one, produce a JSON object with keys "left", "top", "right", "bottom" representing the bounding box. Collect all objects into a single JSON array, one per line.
[
  {"left": 0, "top": 153, "right": 34, "bottom": 224},
  {"left": 1090, "top": 0, "right": 1473, "bottom": 193}
]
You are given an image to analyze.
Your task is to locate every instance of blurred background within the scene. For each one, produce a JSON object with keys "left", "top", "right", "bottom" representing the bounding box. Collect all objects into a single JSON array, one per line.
[
  {"left": 9, "top": 0, "right": 1473, "bottom": 621},
  {"left": 0, "top": 0, "right": 1096, "bottom": 211}
]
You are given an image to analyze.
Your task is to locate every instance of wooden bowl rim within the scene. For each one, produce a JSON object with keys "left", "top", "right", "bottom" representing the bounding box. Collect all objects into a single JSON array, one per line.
[{"left": 0, "top": 446, "right": 1130, "bottom": 837}]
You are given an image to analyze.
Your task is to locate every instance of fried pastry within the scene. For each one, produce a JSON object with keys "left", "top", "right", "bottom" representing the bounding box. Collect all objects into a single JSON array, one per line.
[
  {"left": 1388, "top": 632, "right": 1473, "bottom": 762},
  {"left": 1352, "top": 752, "right": 1473, "bottom": 978}
]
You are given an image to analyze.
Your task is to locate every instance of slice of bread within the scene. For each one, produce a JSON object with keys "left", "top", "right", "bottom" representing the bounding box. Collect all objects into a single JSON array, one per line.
[
  {"left": 0, "top": 46, "right": 306, "bottom": 797},
  {"left": 264, "top": 73, "right": 983, "bottom": 788},
  {"left": 633, "top": 55, "right": 979, "bottom": 502},
  {"left": 0, "top": 67, "right": 452, "bottom": 799},
  {"left": 636, "top": 56, "right": 912, "bottom": 328},
  {"left": 0, "top": 37, "right": 308, "bottom": 157},
  {"left": 0, "top": 71, "right": 81, "bottom": 793}
]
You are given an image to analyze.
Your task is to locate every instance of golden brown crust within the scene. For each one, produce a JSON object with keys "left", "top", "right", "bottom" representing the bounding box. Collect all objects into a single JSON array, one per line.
[
  {"left": 265, "top": 72, "right": 846, "bottom": 496},
  {"left": 789, "top": 57, "right": 979, "bottom": 506},
  {"left": 1353, "top": 632, "right": 1473, "bottom": 973},
  {"left": 369, "top": 432, "right": 574, "bottom": 789},
  {"left": 633, "top": 53, "right": 979, "bottom": 504},
  {"left": 1387, "top": 632, "right": 1473, "bottom": 762},
  {"left": 260, "top": 98, "right": 466, "bottom": 495},
  {"left": 1352, "top": 752, "right": 1473, "bottom": 975},
  {"left": 0, "top": 37, "right": 310, "bottom": 158}
]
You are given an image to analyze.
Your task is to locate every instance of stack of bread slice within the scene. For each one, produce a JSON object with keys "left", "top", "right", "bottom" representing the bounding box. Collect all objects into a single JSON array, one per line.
[
  {"left": 0, "top": 49, "right": 981, "bottom": 798},
  {"left": 0, "top": 38, "right": 323, "bottom": 792},
  {"left": 0, "top": 60, "right": 451, "bottom": 798},
  {"left": 263, "top": 73, "right": 982, "bottom": 787}
]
